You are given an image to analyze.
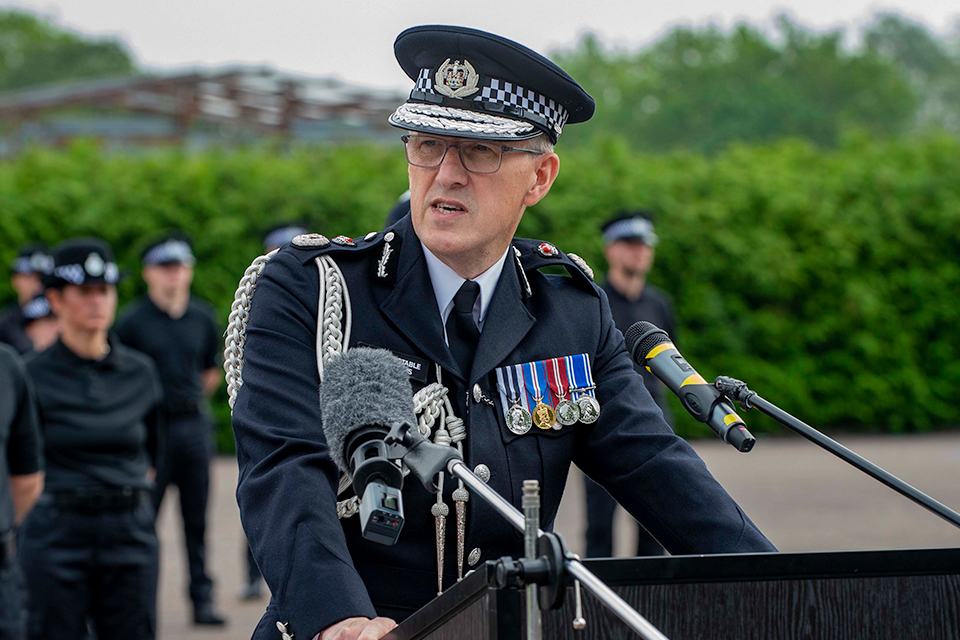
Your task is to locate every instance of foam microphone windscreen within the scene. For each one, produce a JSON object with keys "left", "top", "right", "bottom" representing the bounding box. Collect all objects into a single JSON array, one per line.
[{"left": 319, "top": 348, "right": 417, "bottom": 474}]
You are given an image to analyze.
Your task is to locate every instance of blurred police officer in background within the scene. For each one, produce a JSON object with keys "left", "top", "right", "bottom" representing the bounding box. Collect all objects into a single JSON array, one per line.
[
  {"left": 0, "top": 343, "right": 43, "bottom": 640},
  {"left": 115, "top": 234, "right": 227, "bottom": 625},
  {"left": 19, "top": 295, "right": 58, "bottom": 355},
  {"left": 583, "top": 212, "right": 676, "bottom": 558},
  {"left": 0, "top": 245, "right": 53, "bottom": 355},
  {"left": 21, "top": 238, "right": 163, "bottom": 640},
  {"left": 384, "top": 190, "right": 411, "bottom": 228}
]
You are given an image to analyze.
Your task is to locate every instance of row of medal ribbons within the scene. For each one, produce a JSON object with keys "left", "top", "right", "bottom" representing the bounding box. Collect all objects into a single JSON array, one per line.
[{"left": 495, "top": 354, "right": 601, "bottom": 435}]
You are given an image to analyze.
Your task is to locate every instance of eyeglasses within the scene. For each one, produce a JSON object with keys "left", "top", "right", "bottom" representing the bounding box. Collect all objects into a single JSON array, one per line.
[{"left": 401, "top": 134, "right": 545, "bottom": 174}]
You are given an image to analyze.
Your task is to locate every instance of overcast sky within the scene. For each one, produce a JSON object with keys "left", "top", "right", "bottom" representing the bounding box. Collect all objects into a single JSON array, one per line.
[{"left": 7, "top": 0, "right": 959, "bottom": 89}]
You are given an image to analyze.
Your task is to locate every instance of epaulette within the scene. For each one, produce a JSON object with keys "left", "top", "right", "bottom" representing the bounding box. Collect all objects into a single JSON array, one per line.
[
  {"left": 512, "top": 238, "right": 596, "bottom": 290},
  {"left": 289, "top": 231, "right": 402, "bottom": 285}
]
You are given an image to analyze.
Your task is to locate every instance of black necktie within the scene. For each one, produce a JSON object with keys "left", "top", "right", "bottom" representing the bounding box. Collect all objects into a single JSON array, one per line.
[{"left": 446, "top": 280, "right": 481, "bottom": 378}]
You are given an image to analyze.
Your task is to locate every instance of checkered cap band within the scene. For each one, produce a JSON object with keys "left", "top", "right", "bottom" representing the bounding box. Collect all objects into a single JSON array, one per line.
[
  {"left": 12, "top": 252, "right": 53, "bottom": 275},
  {"left": 143, "top": 240, "right": 195, "bottom": 266},
  {"left": 53, "top": 262, "right": 120, "bottom": 285},
  {"left": 22, "top": 296, "right": 52, "bottom": 321},
  {"left": 603, "top": 218, "right": 659, "bottom": 246},
  {"left": 413, "top": 68, "right": 569, "bottom": 138},
  {"left": 392, "top": 103, "right": 537, "bottom": 138}
]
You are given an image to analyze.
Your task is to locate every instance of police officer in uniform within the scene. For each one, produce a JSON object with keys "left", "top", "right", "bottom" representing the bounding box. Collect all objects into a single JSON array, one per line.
[
  {"left": 0, "top": 344, "right": 43, "bottom": 640},
  {"left": 115, "top": 234, "right": 227, "bottom": 625},
  {"left": 20, "top": 238, "right": 163, "bottom": 639},
  {"left": 230, "top": 26, "right": 775, "bottom": 640},
  {"left": 19, "top": 295, "right": 59, "bottom": 355},
  {"left": 0, "top": 245, "right": 52, "bottom": 355},
  {"left": 584, "top": 212, "right": 675, "bottom": 558}
]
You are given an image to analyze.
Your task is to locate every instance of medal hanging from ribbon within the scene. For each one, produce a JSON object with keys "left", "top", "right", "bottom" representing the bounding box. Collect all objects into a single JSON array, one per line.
[
  {"left": 496, "top": 364, "right": 532, "bottom": 435},
  {"left": 566, "top": 353, "right": 600, "bottom": 424},
  {"left": 523, "top": 360, "right": 556, "bottom": 430},
  {"left": 548, "top": 356, "right": 581, "bottom": 427}
]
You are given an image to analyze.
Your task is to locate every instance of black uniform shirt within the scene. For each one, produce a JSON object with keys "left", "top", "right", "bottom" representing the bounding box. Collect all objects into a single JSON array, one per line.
[
  {"left": 25, "top": 338, "right": 163, "bottom": 491},
  {"left": 602, "top": 279, "right": 677, "bottom": 400},
  {"left": 115, "top": 297, "right": 221, "bottom": 413},
  {"left": 0, "top": 303, "right": 32, "bottom": 355},
  {"left": 0, "top": 344, "right": 42, "bottom": 533}
]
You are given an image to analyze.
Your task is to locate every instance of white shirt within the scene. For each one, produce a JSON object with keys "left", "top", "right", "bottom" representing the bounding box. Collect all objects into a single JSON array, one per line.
[{"left": 421, "top": 243, "right": 511, "bottom": 345}]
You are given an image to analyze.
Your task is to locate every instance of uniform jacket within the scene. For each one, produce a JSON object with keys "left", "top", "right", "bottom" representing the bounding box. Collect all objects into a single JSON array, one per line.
[{"left": 232, "top": 215, "right": 775, "bottom": 639}]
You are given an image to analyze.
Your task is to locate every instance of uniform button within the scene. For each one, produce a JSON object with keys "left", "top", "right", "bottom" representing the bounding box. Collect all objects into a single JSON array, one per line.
[
  {"left": 276, "top": 622, "right": 287, "bottom": 633},
  {"left": 364, "top": 231, "right": 377, "bottom": 241},
  {"left": 468, "top": 548, "right": 482, "bottom": 566},
  {"left": 385, "top": 231, "right": 395, "bottom": 242},
  {"left": 472, "top": 384, "right": 482, "bottom": 403},
  {"left": 473, "top": 464, "right": 490, "bottom": 483}
]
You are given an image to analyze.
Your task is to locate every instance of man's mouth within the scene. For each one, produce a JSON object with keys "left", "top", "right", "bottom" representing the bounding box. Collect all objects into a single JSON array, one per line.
[{"left": 431, "top": 200, "right": 466, "bottom": 214}]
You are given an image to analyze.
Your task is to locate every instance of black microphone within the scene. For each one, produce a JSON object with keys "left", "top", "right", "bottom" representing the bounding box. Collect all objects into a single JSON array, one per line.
[
  {"left": 623, "top": 321, "right": 755, "bottom": 452},
  {"left": 319, "top": 347, "right": 416, "bottom": 545}
]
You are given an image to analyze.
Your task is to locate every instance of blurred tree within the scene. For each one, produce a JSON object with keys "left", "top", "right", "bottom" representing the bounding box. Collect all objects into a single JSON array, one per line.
[
  {"left": 553, "top": 14, "right": 919, "bottom": 153},
  {"left": 864, "top": 13, "right": 960, "bottom": 135},
  {"left": 0, "top": 9, "right": 137, "bottom": 92}
]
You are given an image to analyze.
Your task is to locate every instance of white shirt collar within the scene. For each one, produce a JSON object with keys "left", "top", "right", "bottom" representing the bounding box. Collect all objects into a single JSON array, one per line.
[{"left": 421, "top": 243, "right": 511, "bottom": 339}]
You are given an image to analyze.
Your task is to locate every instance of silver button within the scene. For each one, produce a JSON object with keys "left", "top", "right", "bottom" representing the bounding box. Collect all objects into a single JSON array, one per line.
[
  {"left": 468, "top": 548, "right": 482, "bottom": 566},
  {"left": 364, "top": 231, "right": 377, "bottom": 241},
  {"left": 282, "top": 634, "right": 293, "bottom": 640},
  {"left": 473, "top": 464, "right": 490, "bottom": 483},
  {"left": 276, "top": 622, "right": 288, "bottom": 633},
  {"left": 385, "top": 231, "right": 395, "bottom": 242},
  {"left": 472, "top": 384, "right": 482, "bottom": 403}
]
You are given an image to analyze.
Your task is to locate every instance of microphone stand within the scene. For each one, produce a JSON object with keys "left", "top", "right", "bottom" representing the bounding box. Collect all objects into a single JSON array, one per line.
[
  {"left": 384, "top": 420, "right": 669, "bottom": 640},
  {"left": 715, "top": 376, "right": 960, "bottom": 531}
]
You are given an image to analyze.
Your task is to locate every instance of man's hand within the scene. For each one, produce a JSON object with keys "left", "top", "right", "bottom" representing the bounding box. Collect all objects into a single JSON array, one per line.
[{"left": 319, "top": 616, "right": 397, "bottom": 640}]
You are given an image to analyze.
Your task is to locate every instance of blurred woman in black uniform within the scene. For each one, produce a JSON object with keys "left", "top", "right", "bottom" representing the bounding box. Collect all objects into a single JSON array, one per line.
[{"left": 20, "top": 239, "right": 163, "bottom": 640}]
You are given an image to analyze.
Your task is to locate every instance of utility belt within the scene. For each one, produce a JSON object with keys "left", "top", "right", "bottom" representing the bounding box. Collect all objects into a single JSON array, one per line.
[
  {"left": 0, "top": 530, "right": 14, "bottom": 560},
  {"left": 41, "top": 486, "right": 149, "bottom": 512}
]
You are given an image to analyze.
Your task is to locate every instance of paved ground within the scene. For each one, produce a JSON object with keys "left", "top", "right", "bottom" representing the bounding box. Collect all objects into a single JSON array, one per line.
[{"left": 156, "top": 431, "right": 960, "bottom": 639}]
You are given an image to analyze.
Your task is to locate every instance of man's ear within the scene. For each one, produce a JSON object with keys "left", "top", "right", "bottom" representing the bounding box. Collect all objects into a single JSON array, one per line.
[{"left": 523, "top": 152, "right": 560, "bottom": 208}]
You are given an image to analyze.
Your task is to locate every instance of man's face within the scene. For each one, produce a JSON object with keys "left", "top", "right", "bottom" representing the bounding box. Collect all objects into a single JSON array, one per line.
[
  {"left": 605, "top": 239, "right": 655, "bottom": 278},
  {"left": 47, "top": 284, "right": 117, "bottom": 333},
  {"left": 407, "top": 134, "right": 558, "bottom": 271},
  {"left": 143, "top": 263, "right": 193, "bottom": 297},
  {"left": 11, "top": 273, "right": 42, "bottom": 303}
]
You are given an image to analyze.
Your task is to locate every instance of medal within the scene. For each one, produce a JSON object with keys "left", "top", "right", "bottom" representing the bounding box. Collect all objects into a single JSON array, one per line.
[
  {"left": 497, "top": 366, "right": 533, "bottom": 435},
  {"left": 526, "top": 362, "right": 556, "bottom": 430},
  {"left": 549, "top": 357, "right": 581, "bottom": 428},
  {"left": 532, "top": 398, "right": 556, "bottom": 430},
  {"left": 506, "top": 400, "right": 533, "bottom": 435},
  {"left": 567, "top": 354, "right": 601, "bottom": 424}
]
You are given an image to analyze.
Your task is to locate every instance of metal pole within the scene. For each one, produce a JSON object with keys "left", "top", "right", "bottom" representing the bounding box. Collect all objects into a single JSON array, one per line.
[
  {"left": 522, "top": 480, "right": 542, "bottom": 640},
  {"left": 448, "top": 461, "right": 669, "bottom": 640}
]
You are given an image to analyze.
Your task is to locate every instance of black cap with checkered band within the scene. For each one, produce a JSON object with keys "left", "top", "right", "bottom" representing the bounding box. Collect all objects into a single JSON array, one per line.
[
  {"left": 43, "top": 238, "right": 124, "bottom": 289},
  {"left": 389, "top": 25, "right": 595, "bottom": 144}
]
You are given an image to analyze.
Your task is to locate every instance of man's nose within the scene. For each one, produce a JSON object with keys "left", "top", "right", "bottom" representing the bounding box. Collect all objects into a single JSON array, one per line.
[{"left": 436, "top": 144, "right": 470, "bottom": 186}]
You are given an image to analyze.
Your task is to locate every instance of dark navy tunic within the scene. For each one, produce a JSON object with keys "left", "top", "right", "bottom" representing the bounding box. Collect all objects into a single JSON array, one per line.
[
  {"left": 0, "top": 304, "right": 31, "bottom": 355},
  {"left": 232, "top": 215, "right": 775, "bottom": 639},
  {"left": 0, "top": 343, "right": 42, "bottom": 534}
]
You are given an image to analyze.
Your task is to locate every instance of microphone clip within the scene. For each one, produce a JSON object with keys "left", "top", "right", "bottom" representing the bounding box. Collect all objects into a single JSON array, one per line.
[{"left": 383, "top": 421, "right": 463, "bottom": 494}]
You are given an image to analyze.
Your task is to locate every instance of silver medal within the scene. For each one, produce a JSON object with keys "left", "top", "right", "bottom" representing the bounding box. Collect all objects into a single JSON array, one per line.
[
  {"left": 555, "top": 399, "right": 581, "bottom": 426},
  {"left": 576, "top": 395, "right": 601, "bottom": 424},
  {"left": 506, "top": 405, "right": 533, "bottom": 435}
]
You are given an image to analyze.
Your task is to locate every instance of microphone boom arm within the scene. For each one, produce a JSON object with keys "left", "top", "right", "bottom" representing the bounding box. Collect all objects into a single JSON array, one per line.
[{"left": 715, "top": 376, "right": 960, "bottom": 531}]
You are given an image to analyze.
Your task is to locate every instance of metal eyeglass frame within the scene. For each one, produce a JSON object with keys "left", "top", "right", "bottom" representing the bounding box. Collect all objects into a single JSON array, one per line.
[{"left": 401, "top": 134, "right": 545, "bottom": 174}]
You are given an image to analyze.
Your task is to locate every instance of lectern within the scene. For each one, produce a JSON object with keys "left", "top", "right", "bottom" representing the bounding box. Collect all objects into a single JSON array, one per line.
[{"left": 386, "top": 547, "right": 960, "bottom": 640}]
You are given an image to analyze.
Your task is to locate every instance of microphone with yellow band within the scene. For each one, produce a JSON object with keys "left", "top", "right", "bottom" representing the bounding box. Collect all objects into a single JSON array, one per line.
[{"left": 623, "top": 321, "right": 756, "bottom": 452}]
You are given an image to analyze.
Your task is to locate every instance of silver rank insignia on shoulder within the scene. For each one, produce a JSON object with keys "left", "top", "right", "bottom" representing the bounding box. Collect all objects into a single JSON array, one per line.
[
  {"left": 537, "top": 242, "right": 559, "bottom": 257},
  {"left": 292, "top": 233, "right": 330, "bottom": 248},
  {"left": 377, "top": 232, "right": 395, "bottom": 279},
  {"left": 568, "top": 253, "right": 594, "bottom": 280},
  {"left": 332, "top": 235, "right": 356, "bottom": 246}
]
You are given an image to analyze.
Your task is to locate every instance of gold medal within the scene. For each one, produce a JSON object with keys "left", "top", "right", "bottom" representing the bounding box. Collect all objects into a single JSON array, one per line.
[{"left": 532, "top": 399, "right": 556, "bottom": 430}]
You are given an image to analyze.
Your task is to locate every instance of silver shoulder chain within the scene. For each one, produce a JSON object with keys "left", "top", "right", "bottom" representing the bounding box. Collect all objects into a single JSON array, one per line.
[{"left": 224, "top": 250, "right": 277, "bottom": 412}]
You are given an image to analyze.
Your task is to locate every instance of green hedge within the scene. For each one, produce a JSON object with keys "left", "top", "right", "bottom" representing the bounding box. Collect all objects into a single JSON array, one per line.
[{"left": 2, "top": 134, "right": 958, "bottom": 447}]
